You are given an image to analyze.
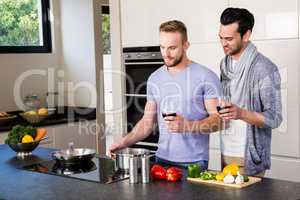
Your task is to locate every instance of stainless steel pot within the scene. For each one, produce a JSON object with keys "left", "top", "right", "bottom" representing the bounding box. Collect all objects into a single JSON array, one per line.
[{"left": 113, "top": 148, "right": 151, "bottom": 173}]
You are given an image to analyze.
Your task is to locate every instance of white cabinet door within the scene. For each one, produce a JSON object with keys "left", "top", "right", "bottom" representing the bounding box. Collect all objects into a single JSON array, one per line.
[
  {"left": 229, "top": 0, "right": 299, "bottom": 40},
  {"left": 121, "top": 0, "right": 228, "bottom": 47},
  {"left": 121, "top": 0, "right": 159, "bottom": 47}
]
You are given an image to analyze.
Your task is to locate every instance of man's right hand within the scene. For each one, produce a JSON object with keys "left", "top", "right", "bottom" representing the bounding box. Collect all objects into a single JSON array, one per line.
[
  {"left": 108, "top": 101, "right": 157, "bottom": 158},
  {"left": 108, "top": 142, "right": 124, "bottom": 158}
]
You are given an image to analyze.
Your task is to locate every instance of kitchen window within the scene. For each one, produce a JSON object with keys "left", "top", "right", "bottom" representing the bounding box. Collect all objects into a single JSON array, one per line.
[
  {"left": 102, "top": 5, "right": 112, "bottom": 112},
  {"left": 102, "top": 5, "right": 110, "bottom": 54},
  {"left": 0, "top": 0, "right": 52, "bottom": 53}
]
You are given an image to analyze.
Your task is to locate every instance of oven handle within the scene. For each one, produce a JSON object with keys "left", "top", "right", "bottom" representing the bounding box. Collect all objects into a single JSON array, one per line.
[
  {"left": 125, "top": 94, "right": 147, "bottom": 97},
  {"left": 124, "top": 62, "right": 164, "bottom": 65}
]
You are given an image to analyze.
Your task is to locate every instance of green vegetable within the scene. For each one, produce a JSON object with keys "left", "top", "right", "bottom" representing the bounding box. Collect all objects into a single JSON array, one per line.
[
  {"left": 243, "top": 175, "right": 249, "bottom": 182},
  {"left": 5, "top": 125, "right": 37, "bottom": 144},
  {"left": 188, "top": 164, "right": 201, "bottom": 178},
  {"left": 199, "top": 171, "right": 217, "bottom": 180}
]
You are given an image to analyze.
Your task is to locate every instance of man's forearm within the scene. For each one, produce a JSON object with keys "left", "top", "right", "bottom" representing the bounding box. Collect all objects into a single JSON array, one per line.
[
  {"left": 240, "top": 108, "right": 264, "bottom": 128},
  {"left": 119, "top": 118, "right": 155, "bottom": 148},
  {"left": 185, "top": 114, "right": 222, "bottom": 134}
]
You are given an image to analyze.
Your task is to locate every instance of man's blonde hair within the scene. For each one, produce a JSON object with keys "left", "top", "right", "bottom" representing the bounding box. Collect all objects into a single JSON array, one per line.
[{"left": 159, "top": 20, "right": 188, "bottom": 42}]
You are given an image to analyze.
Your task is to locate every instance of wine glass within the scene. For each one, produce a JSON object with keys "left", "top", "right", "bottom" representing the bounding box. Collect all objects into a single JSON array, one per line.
[
  {"left": 217, "top": 95, "right": 231, "bottom": 112},
  {"left": 217, "top": 95, "right": 232, "bottom": 133},
  {"left": 161, "top": 101, "right": 177, "bottom": 118}
]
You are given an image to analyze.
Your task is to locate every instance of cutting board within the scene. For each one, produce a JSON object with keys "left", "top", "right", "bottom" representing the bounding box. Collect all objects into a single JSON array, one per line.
[{"left": 187, "top": 176, "right": 262, "bottom": 188}]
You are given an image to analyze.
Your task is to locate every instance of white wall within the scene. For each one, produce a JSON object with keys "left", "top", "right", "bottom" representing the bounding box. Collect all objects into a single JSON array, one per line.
[
  {"left": 119, "top": 0, "right": 300, "bottom": 182},
  {"left": 59, "top": 0, "right": 98, "bottom": 108},
  {"left": 57, "top": 0, "right": 106, "bottom": 153}
]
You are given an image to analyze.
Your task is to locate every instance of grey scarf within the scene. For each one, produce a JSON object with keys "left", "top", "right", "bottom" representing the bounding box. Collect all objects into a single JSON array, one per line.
[{"left": 220, "top": 42, "right": 258, "bottom": 108}]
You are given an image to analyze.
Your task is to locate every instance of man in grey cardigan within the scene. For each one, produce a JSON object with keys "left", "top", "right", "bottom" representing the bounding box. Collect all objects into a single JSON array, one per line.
[{"left": 218, "top": 7, "right": 282, "bottom": 176}]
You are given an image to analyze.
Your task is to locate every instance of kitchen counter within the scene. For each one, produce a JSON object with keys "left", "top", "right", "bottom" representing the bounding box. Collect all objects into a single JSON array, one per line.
[
  {"left": 1, "top": 145, "right": 300, "bottom": 200},
  {"left": 0, "top": 106, "right": 96, "bottom": 133}
]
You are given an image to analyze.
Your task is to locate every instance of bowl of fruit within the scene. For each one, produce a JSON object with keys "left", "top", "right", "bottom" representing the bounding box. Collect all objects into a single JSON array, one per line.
[
  {"left": 19, "top": 108, "right": 49, "bottom": 124},
  {"left": 5, "top": 125, "right": 47, "bottom": 156}
]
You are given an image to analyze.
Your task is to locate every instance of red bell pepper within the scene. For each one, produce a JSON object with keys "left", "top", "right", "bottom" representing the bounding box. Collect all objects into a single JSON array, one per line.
[
  {"left": 151, "top": 164, "right": 166, "bottom": 180},
  {"left": 166, "top": 167, "right": 183, "bottom": 182}
]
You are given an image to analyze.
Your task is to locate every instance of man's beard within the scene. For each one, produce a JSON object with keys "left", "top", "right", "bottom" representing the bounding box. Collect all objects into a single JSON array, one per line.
[
  {"left": 227, "top": 43, "right": 243, "bottom": 56},
  {"left": 164, "top": 54, "right": 184, "bottom": 68}
]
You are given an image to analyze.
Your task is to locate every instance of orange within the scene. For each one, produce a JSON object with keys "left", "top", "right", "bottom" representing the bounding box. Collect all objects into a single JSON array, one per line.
[{"left": 22, "top": 135, "right": 34, "bottom": 143}]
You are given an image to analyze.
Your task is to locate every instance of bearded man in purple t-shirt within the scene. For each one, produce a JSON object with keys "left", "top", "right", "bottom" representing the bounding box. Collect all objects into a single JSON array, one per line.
[{"left": 109, "top": 20, "right": 222, "bottom": 170}]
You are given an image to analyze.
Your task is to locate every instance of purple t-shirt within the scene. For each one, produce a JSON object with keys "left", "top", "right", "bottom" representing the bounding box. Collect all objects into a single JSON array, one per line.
[{"left": 147, "top": 62, "right": 221, "bottom": 162}]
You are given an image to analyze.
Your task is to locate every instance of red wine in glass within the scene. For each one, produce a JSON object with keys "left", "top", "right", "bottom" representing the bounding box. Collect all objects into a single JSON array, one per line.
[
  {"left": 161, "top": 101, "right": 177, "bottom": 118},
  {"left": 217, "top": 106, "right": 231, "bottom": 113},
  {"left": 162, "top": 112, "right": 177, "bottom": 118}
]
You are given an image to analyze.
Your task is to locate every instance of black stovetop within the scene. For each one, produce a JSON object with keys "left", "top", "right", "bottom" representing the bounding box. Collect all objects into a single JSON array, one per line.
[{"left": 21, "top": 156, "right": 129, "bottom": 184}]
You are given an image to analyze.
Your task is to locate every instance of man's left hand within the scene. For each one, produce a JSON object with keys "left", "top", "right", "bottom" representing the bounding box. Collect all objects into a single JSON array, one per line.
[
  {"left": 219, "top": 103, "right": 243, "bottom": 121},
  {"left": 164, "top": 114, "right": 189, "bottom": 133}
]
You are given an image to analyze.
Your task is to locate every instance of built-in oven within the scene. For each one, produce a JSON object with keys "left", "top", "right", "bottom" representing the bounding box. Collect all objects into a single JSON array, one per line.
[{"left": 123, "top": 46, "right": 163, "bottom": 151}]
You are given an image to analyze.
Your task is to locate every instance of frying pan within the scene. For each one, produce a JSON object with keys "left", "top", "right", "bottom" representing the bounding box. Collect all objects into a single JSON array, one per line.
[{"left": 51, "top": 143, "right": 96, "bottom": 165}]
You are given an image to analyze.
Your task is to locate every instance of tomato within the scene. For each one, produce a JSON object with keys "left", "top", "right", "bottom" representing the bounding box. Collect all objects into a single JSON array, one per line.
[
  {"left": 166, "top": 167, "right": 182, "bottom": 182},
  {"left": 151, "top": 164, "right": 166, "bottom": 180}
]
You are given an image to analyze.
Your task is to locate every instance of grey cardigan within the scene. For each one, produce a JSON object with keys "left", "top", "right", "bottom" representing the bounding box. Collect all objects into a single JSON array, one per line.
[{"left": 244, "top": 53, "right": 282, "bottom": 175}]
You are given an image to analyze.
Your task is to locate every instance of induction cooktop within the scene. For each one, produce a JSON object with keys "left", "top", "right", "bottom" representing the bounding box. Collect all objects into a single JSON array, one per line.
[{"left": 21, "top": 156, "right": 129, "bottom": 184}]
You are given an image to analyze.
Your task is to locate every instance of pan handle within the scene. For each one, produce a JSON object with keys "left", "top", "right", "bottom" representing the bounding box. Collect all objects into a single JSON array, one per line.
[{"left": 143, "top": 153, "right": 155, "bottom": 159}]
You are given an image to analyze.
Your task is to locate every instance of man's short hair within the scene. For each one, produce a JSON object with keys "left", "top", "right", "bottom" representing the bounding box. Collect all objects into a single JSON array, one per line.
[
  {"left": 159, "top": 20, "right": 188, "bottom": 42},
  {"left": 220, "top": 7, "right": 255, "bottom": 38}
]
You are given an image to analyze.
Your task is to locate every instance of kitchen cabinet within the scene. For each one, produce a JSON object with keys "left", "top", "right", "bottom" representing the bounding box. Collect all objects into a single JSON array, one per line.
[
  {"left": 229, "top": 0, "right": 299, "bottom": 40},
  {"left": 120, "top": 0, "right": 228, "bottom": 47}
]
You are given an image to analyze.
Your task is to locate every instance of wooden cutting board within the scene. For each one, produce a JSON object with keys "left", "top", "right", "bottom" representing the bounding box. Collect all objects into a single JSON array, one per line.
[{"left": 187, "top": 176, "right": 262, "bottom": 188}]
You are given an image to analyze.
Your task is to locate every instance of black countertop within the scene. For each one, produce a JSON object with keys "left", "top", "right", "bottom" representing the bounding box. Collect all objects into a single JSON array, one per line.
[
  {"left": 0, "top": 145, "right": 300, "bottom": 200},
  {"left": 0, "top": 106, "right": 96, "bottom": 133}
]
